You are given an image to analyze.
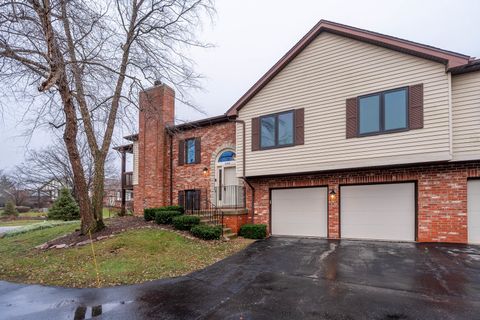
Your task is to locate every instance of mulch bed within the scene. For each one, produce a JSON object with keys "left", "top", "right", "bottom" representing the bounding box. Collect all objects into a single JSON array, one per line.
[{"left": 42, "top": 216, "right": 196, "bottom": 249}]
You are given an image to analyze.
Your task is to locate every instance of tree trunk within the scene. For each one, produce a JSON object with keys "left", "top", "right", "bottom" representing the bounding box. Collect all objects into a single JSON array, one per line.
[
  {"left": 91, "top": 156, "right": 106, "bottom": 230},
  {"left": 58, "top": 80, "right": 96, "bottom": 234}
]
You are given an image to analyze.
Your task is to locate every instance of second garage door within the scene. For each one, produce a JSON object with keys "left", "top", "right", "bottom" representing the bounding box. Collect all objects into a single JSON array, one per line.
[
  {"left": 340, "top": 183, "right": 415, "bottom": 241},
  {"left": 271, "top": 187, "right": 327, "bottom": 237}
]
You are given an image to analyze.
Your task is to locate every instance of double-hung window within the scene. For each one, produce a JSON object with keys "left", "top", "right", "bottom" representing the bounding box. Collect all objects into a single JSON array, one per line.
[
  {"left": 358, "top": 87, "right": 408, "bottom": 135},
  {"left": 260, "top": 111, "right": 294, "bottom": 149}
]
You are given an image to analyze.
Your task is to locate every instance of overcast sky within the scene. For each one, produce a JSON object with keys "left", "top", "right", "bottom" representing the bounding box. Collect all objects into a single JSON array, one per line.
[{"left": 1, "top": 0, "right": 479, "bottom": 170}]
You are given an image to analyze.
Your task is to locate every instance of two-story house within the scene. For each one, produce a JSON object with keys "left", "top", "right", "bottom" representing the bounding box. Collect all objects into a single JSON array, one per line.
[{"left": 116, "top": 20, "right": 480, "bottom": 244}]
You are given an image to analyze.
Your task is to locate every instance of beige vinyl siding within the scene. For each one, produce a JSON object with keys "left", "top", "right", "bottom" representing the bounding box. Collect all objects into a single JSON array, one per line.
[
  {"left": 133, "top": 141, "right": 139, "bottom": 185},
  {"left": 452, "top": 71, "right": 480, "bottom": 161},
  {"left": 237, "top": 32, "right": 451, "bottom": 177}
]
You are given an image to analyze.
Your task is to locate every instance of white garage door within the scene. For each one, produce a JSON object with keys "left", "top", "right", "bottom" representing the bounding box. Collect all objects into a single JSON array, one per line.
[
  {"left": 340, "top": 183, "right": 415, "bottom": 241},
  {"left": 468, "top": 180, "right": 480, "bottom": 244},
  {"left": 271, "top": 187, "right": 327, "bottom": 237}
]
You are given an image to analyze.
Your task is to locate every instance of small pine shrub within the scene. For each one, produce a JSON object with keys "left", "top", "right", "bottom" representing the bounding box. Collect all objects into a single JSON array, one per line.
[
  {"left": 155, "top": 210, "right": 183, "bottom": 225},
  {"left": 144, "top": 208, "right": 158, "bottom": 221},
  {"left": 239, "top": 224, "right": 267, "bottom": 239},
  {"left": 190, "top": 224, "right": 222, "bottom": 240},
  {"left": 2, "top": 200, "right": 18, "bottom": 217},
  {"left": 48, "top": 188, "right": 80, "bottom": 221},
  {"left": 172, "top": 215, "right": 201, "bottom": 231}
]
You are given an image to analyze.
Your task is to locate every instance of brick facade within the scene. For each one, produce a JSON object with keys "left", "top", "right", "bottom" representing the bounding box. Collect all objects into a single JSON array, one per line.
[
  {"left": 246, "top": 162, "right": 480, "bottom": 243},
  {"left": 170, "top": 122, "right": 236, "bottom": 206},
  {"left": 134, "top": 83, "right": 239, "bottom": 216}
]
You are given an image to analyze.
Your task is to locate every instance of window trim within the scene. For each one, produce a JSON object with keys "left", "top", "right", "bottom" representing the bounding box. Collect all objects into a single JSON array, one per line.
[
  {"left": 259, "top": 110, "right": 296, "bottom": 150},
  {"left": 184, "top": 138, "right": 197, "bottom": 164},
  {"left": 357, "top": 86, "right": 409, "bottom": 137}
]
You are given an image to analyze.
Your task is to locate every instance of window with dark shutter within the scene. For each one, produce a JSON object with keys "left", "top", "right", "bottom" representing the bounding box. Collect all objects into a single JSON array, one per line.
[
  {"left": 409, "top": 84, "right": 424, "bottom": 129},
  {"left": 251, "top": 117, "right": 260, "bottom": 151},
  {"left": 178, "top": 140, "right": 185, "bottom": 166},
  {"left": 347, "top": 84, "right": 423, "bottom": 138},
  {"left": 195, "top": 137, "right": 201, "bottom": 164},
  {"left": 346, "top": 98, "right": 358, "bottom": 138},
  {"left": 295, "top": 108, "right": 304, "bottom": 145}
]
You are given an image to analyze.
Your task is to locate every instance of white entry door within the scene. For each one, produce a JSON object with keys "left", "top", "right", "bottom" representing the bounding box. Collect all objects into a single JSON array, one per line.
[
  {"left": 468, "top": 180, "right": 480, "bottom": 243},
  {"left": 340, "top": 183, "right": 415, "bottom": 241},
  {"left": 271, "top": 187, "right": 328, "bottom": 237}
]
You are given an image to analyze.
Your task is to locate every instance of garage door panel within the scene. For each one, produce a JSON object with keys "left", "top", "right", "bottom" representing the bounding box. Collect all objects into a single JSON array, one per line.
[
  {"left": 468, "top": 180, "right": 480, "bottom": 244},
  {"left": 341, "top": 183, "right": 415, "bottom": 241},
  {"left": 271, "top": 187, "right": 327, "bottom": 237}
]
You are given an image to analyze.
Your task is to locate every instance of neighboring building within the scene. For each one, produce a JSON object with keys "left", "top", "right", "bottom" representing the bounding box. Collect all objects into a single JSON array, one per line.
[{"left": 116, "top": 20, "right": 480, "bottom": 243}]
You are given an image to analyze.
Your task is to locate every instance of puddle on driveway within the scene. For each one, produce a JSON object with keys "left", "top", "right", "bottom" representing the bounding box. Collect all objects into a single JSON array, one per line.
[{"left": 73, "top": 301, "right": 133, "bottom": 319}]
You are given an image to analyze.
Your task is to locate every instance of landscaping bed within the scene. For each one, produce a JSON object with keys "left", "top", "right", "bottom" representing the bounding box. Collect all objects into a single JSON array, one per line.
[{"left": 0, "top": 219, "right": 253, "bottom": 288}]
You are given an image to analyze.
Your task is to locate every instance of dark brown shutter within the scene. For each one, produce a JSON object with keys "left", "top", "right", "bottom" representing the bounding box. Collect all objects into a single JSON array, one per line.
[
  {"left": 251, "top": 117, "right": 260, "bottom": 151},
  {"left": 195, "top": 137, "right": 201, "bottom": 164},
  {"left": 346, "top": 97, "right": 358, "bottom": 139},
  {"left": 409, "top": 84, "right": 424, "bottom": 130},
  {"left": 178, "top": 140, "right": 185, "bottom": 166},
  {"left": 178, "top": 191, "right": 185, "bottom": 208},
  {"left": 294, "top": 108, "right": 304, "bottom": 145}
]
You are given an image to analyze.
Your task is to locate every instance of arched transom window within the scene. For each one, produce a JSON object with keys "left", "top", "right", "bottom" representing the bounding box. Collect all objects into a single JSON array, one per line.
[{"left": 218, "top": 150, "right": 235, "bottom": 163}]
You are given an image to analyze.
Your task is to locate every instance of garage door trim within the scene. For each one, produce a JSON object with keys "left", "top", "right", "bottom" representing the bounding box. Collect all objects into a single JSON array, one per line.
[
  {"left": 339, "top": 181, "right": 418, "bottom": 242},
  {"left": 269, "top": 185, "right": 329, "bottom": 237},
  {"left": 468, "top": 177, "right": 480, "bottom": 244}
]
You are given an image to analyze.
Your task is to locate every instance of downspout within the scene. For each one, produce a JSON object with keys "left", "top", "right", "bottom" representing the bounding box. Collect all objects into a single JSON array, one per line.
[
  {"left": 229, "top": 117, "right": 255, "bottom": 224},
  {"left": 447, "top": 72, "right": 453, "bottom": 160},
  {"left": 168, "top": 129, "right": 174, "bottom": 206}
]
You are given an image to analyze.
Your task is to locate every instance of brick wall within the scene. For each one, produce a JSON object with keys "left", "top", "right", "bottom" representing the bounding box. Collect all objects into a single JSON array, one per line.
[
  {"left": 170, "top": 122, "right": 236, "bottom": 206},
  {"left": 246, "top": 162, "right": 480, "bottom": 243}
]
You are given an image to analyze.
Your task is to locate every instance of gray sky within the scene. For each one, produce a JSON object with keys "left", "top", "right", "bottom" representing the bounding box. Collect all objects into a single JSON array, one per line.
[{"left": 1, "top": 0, "right": 480, "bottom": 170}]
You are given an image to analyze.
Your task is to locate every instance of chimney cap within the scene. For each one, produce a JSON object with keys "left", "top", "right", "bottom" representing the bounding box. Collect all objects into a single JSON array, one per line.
[{"left": 154, "top": 79, "right": 162, "bottom": 86}]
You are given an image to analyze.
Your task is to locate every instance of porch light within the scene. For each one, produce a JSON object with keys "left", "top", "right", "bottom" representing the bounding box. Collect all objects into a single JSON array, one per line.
[
  {"left": 202, "top": 167, "right": 209, "bottom": 177},
  {"left": 329, "top": 189, "right": 337, "bottom": 201}
]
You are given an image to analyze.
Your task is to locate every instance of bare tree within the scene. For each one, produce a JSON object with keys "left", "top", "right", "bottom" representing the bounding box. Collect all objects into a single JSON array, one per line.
[
  {"left": 0, "top": 170, "right": 29, "bottom": 206},
  {"left": 16, "top": 137, "right": 117, "bottom": 200},
  {"left": 0, "top": 0, "right": 214, "bottom": 233}
]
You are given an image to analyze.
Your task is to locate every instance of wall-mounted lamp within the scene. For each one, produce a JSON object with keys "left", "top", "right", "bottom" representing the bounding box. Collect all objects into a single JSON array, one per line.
[
  {"left": 329, "top": 189, "right": 337, "bottom": 201},
  {"left": 202, "top": 167, "right": 209, "bottom": 177}
]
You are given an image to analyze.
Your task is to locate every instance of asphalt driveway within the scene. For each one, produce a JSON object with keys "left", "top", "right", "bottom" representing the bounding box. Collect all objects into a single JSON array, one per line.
[{"left": 1, "top": 237, "right": 480, "bottom": 320}]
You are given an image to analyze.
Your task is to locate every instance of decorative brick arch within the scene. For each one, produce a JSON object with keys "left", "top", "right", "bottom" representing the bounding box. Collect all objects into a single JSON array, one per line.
[{"left": 209, "top": 144, "right": 236, "bottom": 203}]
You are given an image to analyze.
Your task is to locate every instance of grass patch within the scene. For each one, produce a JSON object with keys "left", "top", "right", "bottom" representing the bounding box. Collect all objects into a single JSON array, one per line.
[
  {"left": 0, "top": 225, "right": 253, "bottom": 288},
  {"left": 19, "top": 211, "right": 48, "bottom": 218}
]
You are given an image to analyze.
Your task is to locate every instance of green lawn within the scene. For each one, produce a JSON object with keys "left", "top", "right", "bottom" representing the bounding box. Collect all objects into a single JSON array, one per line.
[
  {"left": 0, "top": 220, "right": 44, "bottom": 227},
  {"left": 0, "top": 224, "right": 252, "bottom": 288},
  {"left": 19, "top": 211, "right": 48, "bottom": 218}
]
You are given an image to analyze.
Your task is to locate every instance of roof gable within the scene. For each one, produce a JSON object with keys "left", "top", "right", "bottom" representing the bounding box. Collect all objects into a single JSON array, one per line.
[{"left": 227, "top": 20, "right": 471, "bottom": 116}]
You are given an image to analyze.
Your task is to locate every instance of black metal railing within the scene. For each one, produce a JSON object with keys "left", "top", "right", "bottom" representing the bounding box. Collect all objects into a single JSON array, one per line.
[
  {"left": 213, "top": 185, "right": 245, "bottom": 209},
  {"left": 179, "top": 189, "right": 224, "bottom": 236}
]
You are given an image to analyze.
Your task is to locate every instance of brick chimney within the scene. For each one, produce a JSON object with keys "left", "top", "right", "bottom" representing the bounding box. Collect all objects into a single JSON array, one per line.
[{"left": 134, "top": 83, "right": 175, "bottom": 214}]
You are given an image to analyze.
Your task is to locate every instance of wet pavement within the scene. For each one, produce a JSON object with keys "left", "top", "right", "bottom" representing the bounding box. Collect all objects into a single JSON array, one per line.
[{"left": 1, "top": 237, "right": 480, "bottom": 319}]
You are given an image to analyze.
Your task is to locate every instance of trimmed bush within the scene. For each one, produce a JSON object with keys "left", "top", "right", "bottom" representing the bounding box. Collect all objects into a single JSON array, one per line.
[
  {"left": 144, "top": 208, "right": 158, "bottom": 221},
  {"left": 172, "top": 215, "right": 201, "bottom": 231},
  {"left": 239, "top": 224, "right": 267, "bottom": 239},
  {"left": 48, "top": 188, "right": 80, "bottom": 221},
  {"left": 158, "top": 205, "right": 184, "bottom": 214},
  {"left": 190, "top": 224, "right": 222, "bottom": 240},
  {"left": 155, "top": 210, "right": 183, "bottom": 225},
  {"left": 2, "top": 200, "right": 18, "bottom": 217},
  {"left": 16, "top": 206, "right": 31, "bottom": 213}
]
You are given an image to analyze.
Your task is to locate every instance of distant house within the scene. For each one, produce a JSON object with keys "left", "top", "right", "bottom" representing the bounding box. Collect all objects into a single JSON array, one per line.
[{"left": 115, "top": 20, "right": 480, "bottom": 244}]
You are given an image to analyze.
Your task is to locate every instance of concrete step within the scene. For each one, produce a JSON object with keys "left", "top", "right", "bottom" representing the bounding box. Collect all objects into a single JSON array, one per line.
[{"left": 223, "top": 231, "right": 237, "bottom": 240}]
